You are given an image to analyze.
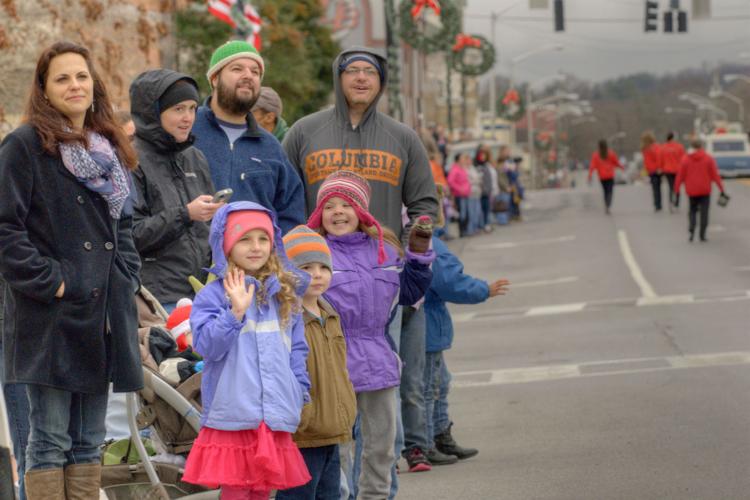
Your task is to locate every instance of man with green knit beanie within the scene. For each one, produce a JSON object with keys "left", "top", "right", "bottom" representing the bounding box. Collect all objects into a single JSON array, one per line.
[{"left": 192, "top": 40, "right": 305, "bottom": 233}]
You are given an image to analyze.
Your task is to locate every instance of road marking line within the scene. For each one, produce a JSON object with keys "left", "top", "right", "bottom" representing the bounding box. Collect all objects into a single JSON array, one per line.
[
  {"left": 512, "top": 276, "right": 579, "bottom": 288},
  {"left": 473, "top": 235, "right": 576, "bottom": 250},
  {"left": 734, "top": 266, "right": 750, "bottom": 272},
  {"left": 617, "top": 229, "right": 657, "bottom": 299},
  {"left": 525, "top": 302, "right": 586, "bottom": 316},
  {"left": 451, "top": 312, "right": 476, "bottom": 323},
  {"left": 452, "top": 351, "right": 750, "bottom": 388},
  {"left": 708, "top": 225, "right": 726, "bottom": 233},
  {"left": 636, "top": 294, "right": 694, "bottom": 306}
]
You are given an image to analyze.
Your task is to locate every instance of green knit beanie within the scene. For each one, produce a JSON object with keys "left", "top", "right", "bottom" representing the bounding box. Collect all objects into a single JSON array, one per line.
[{"left": 206, "top": 40, "right": 265, "bottom": 87}]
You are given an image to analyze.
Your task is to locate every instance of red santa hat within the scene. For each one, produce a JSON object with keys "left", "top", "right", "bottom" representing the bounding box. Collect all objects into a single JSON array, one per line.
[{"left": 166, "top": 298, "right": 192, "bottom": 352}]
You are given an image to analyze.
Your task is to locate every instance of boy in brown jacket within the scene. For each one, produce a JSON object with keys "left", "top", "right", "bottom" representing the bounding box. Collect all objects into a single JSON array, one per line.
[{"left": 278, "top": 226, "right": 357, "bottom": 499}]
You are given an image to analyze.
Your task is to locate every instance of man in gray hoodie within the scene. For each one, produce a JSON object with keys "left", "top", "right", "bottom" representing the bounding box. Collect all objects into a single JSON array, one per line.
[
  {"left": 284, "top": 46, "right": 442, "bottom": 498},
  {"left": 283, "top": 46, "right": 438, "bottom": 238}
]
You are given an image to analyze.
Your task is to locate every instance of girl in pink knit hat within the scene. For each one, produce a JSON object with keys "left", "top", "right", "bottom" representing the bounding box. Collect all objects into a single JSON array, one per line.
[{"left": 307, "top": 170, "right": 436, "bottom": 498}]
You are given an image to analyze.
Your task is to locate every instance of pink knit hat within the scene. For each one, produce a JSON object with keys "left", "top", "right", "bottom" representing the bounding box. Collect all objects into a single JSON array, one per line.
[
  {"left": 307, "top": 170, "right": 387, "bottom": 264},
  {"left": 223, "top": 210, "right": 274, "bottom": 256}
]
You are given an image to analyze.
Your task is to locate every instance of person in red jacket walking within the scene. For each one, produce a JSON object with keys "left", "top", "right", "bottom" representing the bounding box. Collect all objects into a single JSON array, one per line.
[
  {"left": 673, "top": 138, "right": 725, "bottom": 242},
  {"left": 588, "top": 139, "right": 624, "bottom": 214},
  {"left": 661, "top": 131, "right": 685, "bottom": 211},
  {"left": 641, "top": 131, "right": 663, "bottom": 211}
]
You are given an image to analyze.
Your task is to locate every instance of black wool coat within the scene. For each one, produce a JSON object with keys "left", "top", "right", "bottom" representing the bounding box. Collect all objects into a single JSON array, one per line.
[{"left": 0, "top": 124, "right": 144, "bottom": 394}]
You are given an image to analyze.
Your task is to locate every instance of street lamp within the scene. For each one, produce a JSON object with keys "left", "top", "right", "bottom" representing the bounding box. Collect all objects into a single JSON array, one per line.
[
  {"left": 607, "top": 131, "right": 626, "bottom": 143},
  {"left": 509, "top": 44, "right": 564, "bottom": 87},
  {"left": 679, "top": 92, "right": 729, "bottom": 121},
  {"left": 665, "top": 106, "right": 694, "bottom": 115},
  {"left": 724, "top": 74, "right": 750, "bottom": 85},
  {"left": 708, "top": 85, "right": 745, "bottom": 124}
]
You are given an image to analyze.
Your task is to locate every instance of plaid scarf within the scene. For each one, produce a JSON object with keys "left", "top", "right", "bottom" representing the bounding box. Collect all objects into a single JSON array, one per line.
[{"left": 59, "top": 132, "right": 130, "bottom": 219}]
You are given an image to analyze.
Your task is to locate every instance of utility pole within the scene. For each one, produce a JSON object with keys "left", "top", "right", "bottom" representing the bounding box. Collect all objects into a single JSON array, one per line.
[{"left": 488, "top": 11, "right": 498, "bottom": 140}]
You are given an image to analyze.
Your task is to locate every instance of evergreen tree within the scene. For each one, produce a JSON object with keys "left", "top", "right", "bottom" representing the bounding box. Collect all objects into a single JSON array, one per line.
[{"left": 175, "top": 0, "right": 339, "bottom": 124}]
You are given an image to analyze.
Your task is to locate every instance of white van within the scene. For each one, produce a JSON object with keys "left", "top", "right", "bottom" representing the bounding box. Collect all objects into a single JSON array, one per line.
[{"left": 704, "top": 133, "right": 750, "bottom": 177}]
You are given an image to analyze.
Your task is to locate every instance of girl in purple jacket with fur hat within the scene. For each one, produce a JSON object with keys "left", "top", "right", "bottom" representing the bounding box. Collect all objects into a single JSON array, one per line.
[{"left": 307, "top": 170, "right": 435, "bottom": 499}]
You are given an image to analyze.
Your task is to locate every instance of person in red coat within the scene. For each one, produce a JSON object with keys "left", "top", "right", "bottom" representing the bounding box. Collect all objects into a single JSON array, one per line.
[
  {"left": 588, "top": 139, "right": 624, "bottom": 214},
  {"left": 641, "top": 131, "right": 663, "bottom": 211},
  {"left": 673, "top": 138, "right": 725, "bottom": 242},
  {"left": 660, "top": 131, "right": 685, "bottom": 211}
]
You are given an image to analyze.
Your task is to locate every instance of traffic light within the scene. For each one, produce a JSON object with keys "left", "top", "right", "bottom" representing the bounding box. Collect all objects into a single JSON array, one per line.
[
  {"left": 644, "top": 0, "right": 658, "bottom": 32},
  {"left": 554, "top": 0, "right": 564, "bottom": 32}
]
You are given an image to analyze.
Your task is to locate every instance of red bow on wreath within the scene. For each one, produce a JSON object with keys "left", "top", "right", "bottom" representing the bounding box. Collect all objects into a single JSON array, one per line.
[
  {"left": 452, "top": 33, "right": 481, "bottom": 52},
  {"left": 502, "top": 89, "right": 520, "bottom": 105},
  {"left": 411, "top": 0, "right": 441, "bottom": 19}
]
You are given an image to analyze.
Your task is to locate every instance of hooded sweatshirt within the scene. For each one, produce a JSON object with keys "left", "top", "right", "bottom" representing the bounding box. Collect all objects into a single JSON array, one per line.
[
  {"left": 674, "top": 149, "right": 725, "bottom": 197},
  {"left": 283, "top": 46, "right": 439, "bottom": 238},
  {"left": 189, "top": 201, "right": 310, "bottom": 432},
  {"left": 130, "top": 69, "right": 214, "bottom": 304}
]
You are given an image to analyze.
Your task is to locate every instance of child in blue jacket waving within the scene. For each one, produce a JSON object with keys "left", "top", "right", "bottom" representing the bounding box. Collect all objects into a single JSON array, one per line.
[{"left": 423, "top": 237, "right": 509, "bottom": 461}]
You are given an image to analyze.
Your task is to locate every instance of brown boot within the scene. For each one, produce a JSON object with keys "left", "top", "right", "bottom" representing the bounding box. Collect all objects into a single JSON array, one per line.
[
  {"left": 65, "top": 463, "right": 102, "bottom": 499},
  {"left": 24, "top": 468, "right": 66, "bottom": 500}
]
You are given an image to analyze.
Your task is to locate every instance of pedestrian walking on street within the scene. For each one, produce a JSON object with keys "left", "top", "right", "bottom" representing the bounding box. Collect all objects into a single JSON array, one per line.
[
  {"left": 588, "top": 139, "right": 624, "bottom": 215},
  {"left": 423, "top": 237, "right": 510, "bottom": 463},
  {"left": 183, "top": 202, "right": 312, "bottom": 499},
  {"left": 504, "top": 155, "right": 525, "bottom": 221},
  {"left": 192, "top": 41, "right": 305, "bottom": 233},
  {"left": 641, "top": 131, "right": 663, "bottom": 211},
  {"left": 661, "top": 131, "right": 686, "bottom": 211},
  {"left": 307, "top": 171, "right": 435, "bottom": 499},
  {"left": 673, "top": 138, "right": 726, "bottom": 242},
  {"left": 276, "top": 226, "right": 357, "bottom": 500},
  {"left": 129, "top": 69, "right": 220, "bottom": 309},
  {"left": 0, "top": 41, "right": 143, "bottom": 499}
]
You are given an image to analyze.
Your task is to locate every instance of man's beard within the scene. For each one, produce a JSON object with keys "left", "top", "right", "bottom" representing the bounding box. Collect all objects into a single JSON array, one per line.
[{"left": 215, "top": 76, "right": 259, "bottom": 116}]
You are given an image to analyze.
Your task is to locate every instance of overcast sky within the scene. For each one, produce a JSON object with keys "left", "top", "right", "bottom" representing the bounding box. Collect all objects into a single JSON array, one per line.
[{"left": 464, "top": 0, "right": 750, "bottom": 84}]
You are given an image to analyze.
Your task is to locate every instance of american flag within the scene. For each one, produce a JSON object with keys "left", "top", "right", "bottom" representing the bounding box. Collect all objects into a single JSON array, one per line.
[{"left": 207, "top": 0, "right": 263, "bottom": 51}]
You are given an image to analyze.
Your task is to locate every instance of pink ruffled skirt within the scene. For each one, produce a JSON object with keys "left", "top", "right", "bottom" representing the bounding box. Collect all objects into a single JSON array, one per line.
[{"left": 182, "top": 422, "right": 311, "bottom": 490}]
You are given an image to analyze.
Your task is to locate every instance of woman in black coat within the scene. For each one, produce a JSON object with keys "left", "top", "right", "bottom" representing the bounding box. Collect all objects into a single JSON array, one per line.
[
  {"left": 129, "top": 69, "right": 220, "bottom": 309},
  {"left": 0, "top": 41, "right": 143, "bottom": 499}
]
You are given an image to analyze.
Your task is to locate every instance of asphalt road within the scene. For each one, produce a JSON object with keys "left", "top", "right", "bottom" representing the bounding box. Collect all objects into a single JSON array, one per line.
[{"left": 397, "top": 175, "right": 750, "bottom": 500}]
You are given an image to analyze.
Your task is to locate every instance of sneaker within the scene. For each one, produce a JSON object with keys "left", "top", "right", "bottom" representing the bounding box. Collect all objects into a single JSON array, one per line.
[
  {"left": 426, "top": 448, "right": 459, "bottom": 465},
  {"left": 403, "top": 447, "right": 432, "bottom": 472}
]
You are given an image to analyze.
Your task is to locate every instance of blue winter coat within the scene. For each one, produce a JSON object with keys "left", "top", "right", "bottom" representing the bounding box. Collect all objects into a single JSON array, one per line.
[
  {"left": 189, "top": 201, "right": 310, "bottom": 432},
  {"left": 425, "top": 237, "right": 489, "bottom": 353},
  {"left": 192, "top": 100, "right": 306, "bottom": 234},
  {"left": 323, "top": 232, "right": 434, "bottom": 392}
]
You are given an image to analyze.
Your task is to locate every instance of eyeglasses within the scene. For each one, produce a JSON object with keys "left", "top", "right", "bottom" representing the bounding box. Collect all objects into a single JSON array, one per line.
[{"left": 343, "top": 67, "right": 379, "bottom": 77}]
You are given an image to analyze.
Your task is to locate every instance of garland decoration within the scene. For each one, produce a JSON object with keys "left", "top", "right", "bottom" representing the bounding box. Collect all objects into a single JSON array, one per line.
[
  {"left": 451, "top": 33, "right": 494, "bottom": 76},
  {"left": 497, "top": 88, "right": 526, "bottom": 122},
  {"left": 399, "top": 0, "right": 461, "bottom": 53}
]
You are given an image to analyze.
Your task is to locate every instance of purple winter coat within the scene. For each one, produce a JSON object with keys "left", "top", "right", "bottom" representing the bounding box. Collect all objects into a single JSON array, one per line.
[{"left": 323, "top": 232, "right": 434, "bottom": 393}]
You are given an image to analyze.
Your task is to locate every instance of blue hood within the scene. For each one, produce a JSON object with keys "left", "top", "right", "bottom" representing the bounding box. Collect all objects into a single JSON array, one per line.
[{"left": 208, "top": 201, "right": 309, "bottom": 292}]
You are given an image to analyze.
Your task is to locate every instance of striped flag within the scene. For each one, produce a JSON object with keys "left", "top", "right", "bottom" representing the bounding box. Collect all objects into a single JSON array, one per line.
[{"left": 207, "top": 0, "right": 263, "bottom": 51}]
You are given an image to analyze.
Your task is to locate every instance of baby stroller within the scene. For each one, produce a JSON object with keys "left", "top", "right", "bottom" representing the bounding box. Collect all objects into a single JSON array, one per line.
[{"left": 100, "top": 287, "right": 219, "bottom": 499}]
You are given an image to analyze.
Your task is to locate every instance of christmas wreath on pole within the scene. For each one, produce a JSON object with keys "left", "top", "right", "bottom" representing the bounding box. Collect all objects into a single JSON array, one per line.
[
  {"left": 497, "top": 88, "right": 525, "bottom": 122},
  {"left": 451, "top": 33, "right": 494, "bottom": 76},
  {"left": 534, "top": 131, "right": 554, "bottom": 151},
  {"left": 399, "top": 0, "right": 461, "bottom": 53}
]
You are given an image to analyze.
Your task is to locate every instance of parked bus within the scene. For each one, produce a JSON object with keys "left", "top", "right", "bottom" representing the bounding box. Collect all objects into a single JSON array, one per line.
[{"left": 703, "top": 133, "right": 750, "bottom": 177}]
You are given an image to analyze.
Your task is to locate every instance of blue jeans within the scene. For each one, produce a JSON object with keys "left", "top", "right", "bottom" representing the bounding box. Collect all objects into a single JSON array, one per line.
[
  {"left": 0, "top": 325, "right": 30, "bottom": 500},
  {"left": 277, "top": 444, "right": 340, "bottom": 500},
  {"left": 423, "top": 352, "right": 452, "bottom": 450},
  {"left": 399, "top": 306, "right": 428, "bottom": 454},
  {"left": 25, "top": 384, "right": 108, "bottom": 470}
]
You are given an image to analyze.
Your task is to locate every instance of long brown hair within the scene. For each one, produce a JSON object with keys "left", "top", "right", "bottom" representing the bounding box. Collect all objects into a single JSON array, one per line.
[
  {"left": 640, "top": 131, "right": 655, "bottom": 151},
  {"left": 598, "top": 139, "right": 608, "bottom": 160},
  {"left": 227, "top": 254, "right": 300, "bottom": 330},
  {"left": 23, "top": 41, "right": 137, "bottom": 170}
]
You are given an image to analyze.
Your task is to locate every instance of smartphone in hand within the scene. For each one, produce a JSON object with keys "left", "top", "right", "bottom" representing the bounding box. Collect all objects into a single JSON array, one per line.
[{"left": 212, "top": 188, "right": 233, "bottom": 204}]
